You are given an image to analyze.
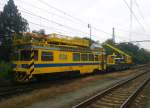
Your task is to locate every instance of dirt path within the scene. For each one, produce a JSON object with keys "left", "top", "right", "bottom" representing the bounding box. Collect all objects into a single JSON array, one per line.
[{"left": 0, "top": 69, "right": 143, "bottom": 108}]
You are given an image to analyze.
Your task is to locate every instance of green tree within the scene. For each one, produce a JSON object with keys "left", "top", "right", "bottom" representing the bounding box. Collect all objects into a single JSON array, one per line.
[
  {"left": 0, "top": 0, "right": 28, "bottom": 61},
  {"left": 82, "top": 37, "right": 99, "bottom": 46},
  {"left": 102, "top": 39, "right": 116, "bottom": 55},
  {"left": 0, "top": 0, "right": 28, "bottom": 36}
]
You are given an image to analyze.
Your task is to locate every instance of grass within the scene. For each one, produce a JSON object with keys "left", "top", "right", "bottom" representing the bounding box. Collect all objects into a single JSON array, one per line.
[{"left": 0, "top": 61, "right": 12, "bottom": 79}]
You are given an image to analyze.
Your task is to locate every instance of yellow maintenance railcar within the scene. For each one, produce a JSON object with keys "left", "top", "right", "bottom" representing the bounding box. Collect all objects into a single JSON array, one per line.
[{"left": 12, "top": 33, "right": 106, "bottom": 82}]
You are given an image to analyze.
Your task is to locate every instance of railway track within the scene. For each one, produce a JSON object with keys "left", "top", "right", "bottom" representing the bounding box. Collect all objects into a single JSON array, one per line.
[
  {"left": 72, "top": 69, "right": 150, "bottom": 108},
  {"left": 0, "top": 65, "right": 149, "bottom": 101}
]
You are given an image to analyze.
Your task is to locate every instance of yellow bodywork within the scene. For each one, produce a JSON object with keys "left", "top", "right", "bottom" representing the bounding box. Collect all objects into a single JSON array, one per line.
[
  {"left": 13, "top": 48, "right": 105, "bottom": 83},
  {"left": 107, "top": 53, "right": 116, "bottom": 65}
]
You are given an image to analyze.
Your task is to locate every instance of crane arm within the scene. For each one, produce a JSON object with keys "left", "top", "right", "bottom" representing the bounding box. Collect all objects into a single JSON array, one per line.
[{"left": 103, "top": 43, "right": 131, "bottom": 57}]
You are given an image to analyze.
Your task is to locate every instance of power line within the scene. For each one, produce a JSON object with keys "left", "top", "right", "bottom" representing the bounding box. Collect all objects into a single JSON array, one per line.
[
  {"left": 37, "top": 0, "right": 150, "bottom": 40},
  {"left": 36, "top": 0, "right": 113, "bottom": 37},
  {"left": 122, "top": 0, "right": 147, "bottom": 32},
  {"left": 28, "top": 21, "right": 106, "bottom": 40},
  {"left": 3, "top": 0, "right": 138, "bottom": 42},
  {"left": 123, "top": 40, "right": 150, "bottom": 43},
  {"left": 19, "top": 8, "right": 90, "bottom": 35},
  {"left": 131, "top": 40, "right": 150, "bottom": 43},
  {"left": 15, "top": 0, "right": 88, "bottom": 27},
  {"left": 28, "top": 21, "right": 69, "bottom": 34},
  {"left": 134, "top": 0, "right": 150, "bottom": 31},
  {"left": 1, "top": 0, "right": 119, "bottom": 37},
  {"left": 116, "top": 28, "right": 150, "bottom": 37},
  {"left": 19, "top": 7, "right": 115, "bottom": 40},
  {"left": 1, "top": 1, "right": 113, "bottom": 40},
  {"left": 15, "top": 0, "right": 114, "bottom": 38},
  {"left": 6, "top": 0, "right": 150, "bottom": 40},
  {"left": 37, "top": 0, "right": 87, "bottom": 25},
  {"left": 92, "top": 27, "right": 112, "bottom": 36},
  {"left": 135, "top": 1, "right": 145, "bottom": 19}
]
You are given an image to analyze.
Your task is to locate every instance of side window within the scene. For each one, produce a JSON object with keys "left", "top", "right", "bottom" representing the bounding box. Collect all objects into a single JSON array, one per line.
[
  {"left": 59, "top": 53, "right": 67, "bottom": 60},
  {"left": 41, "top": 52, "right": 53, "bottom": 61},
  {"left": 89, "top": 54, "right": 94, "bottom": 61},
  {"left": 73, "top": 53, "right": 80, "bottom": 61},
  {"left": 95, "top": 55, "right": 99, "bottom": 61},
  {"left": 81, "top": 54, "right": 88, "bottom": 61}
]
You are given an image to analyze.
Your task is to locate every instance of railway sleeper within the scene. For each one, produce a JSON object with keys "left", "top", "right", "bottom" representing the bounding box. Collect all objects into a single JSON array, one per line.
[
  {"left": 106, "top": 96, "right": 126, "bottom": 101},
  {"left": 94, "top": 101, "right": 121, "bottom": 107},
  {"left": 101, "top": 97, "right": 125, "bottom": 104},
  {"left": 100, "top": 98, "right": 124, "bottom": 104},
  {"left": 108, "top": 93, "right": 128, "bottom": 97},
  {"left": 113, "top": 89, "right": 134, "bottom": 93}
]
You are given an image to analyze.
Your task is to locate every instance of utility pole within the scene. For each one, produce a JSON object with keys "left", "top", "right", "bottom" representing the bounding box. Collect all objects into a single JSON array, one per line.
[
  {"left": 112, "top": 27, "right": 115, "bottom": 43},
  {"left": 88, "top": 24, "right": 92, "bottom": 46}
]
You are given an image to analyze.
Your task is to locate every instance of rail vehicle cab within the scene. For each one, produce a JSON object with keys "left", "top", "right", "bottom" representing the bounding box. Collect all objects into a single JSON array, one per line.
[
  {"left": 107, "top": 54, "right": 126, "bottom": 65},
  {"left": 107, "top": 53, "right": 116, "bottom": 65},
  {"left": 12, "top": 48, "right": 38, "bottom": 82}
]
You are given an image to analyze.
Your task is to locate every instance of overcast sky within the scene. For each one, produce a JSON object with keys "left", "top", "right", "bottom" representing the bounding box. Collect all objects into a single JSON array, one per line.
[{"left": 0, "top": 0, "right": 150, "bottom": 50}]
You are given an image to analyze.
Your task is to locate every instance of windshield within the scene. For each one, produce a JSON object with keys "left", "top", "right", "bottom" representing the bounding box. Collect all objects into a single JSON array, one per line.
[
  {"left": 20, "top": 50, "right": 38, "bottom": 61},
  {"left": 20, "top": 50, "right": 32, "bottom": 61}
]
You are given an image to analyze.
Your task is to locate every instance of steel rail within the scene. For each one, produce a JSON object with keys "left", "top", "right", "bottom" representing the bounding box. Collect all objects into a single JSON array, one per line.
[
  {"left": 72, "top": 69, "right": 150, "bottom": 108},
  {"left": 120, "top": 76, "right": 150, "bottom": 108}
]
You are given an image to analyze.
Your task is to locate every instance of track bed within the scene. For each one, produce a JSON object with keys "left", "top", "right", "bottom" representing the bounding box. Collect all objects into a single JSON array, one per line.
[
  {"left": 0, "top": 65, "right": 149, "bottom": 108},
  {"left": 72, "top": 69, "right": 150, "bottom": 108}
]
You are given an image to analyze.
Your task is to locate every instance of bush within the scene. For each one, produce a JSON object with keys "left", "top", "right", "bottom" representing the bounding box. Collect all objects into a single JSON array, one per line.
[{"left": 0, "top": 61, "right": 12, "bottom": 79}]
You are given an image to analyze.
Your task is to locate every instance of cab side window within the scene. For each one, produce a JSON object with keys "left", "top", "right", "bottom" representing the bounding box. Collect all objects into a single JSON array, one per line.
[
  {"left": 41, "top": 52, "right": 53, "bottom": 61},
  {"left": 73, "top": 53, "right": 80, "bottom": 61}
]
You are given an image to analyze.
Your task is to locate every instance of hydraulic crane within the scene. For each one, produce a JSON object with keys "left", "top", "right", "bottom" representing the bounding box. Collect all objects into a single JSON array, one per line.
[{"left": 102, "top": 43, "right": 132, "bottom": 67}]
